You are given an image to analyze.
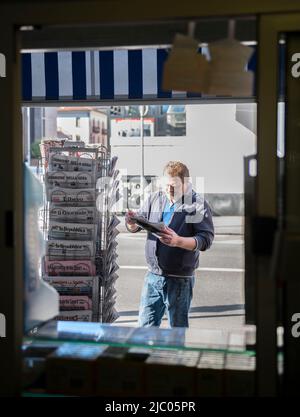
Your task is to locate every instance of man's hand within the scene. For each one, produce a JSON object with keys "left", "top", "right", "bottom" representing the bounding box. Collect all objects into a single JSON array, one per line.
[
  {"left": 125, "top": 210, "right": 137, "bottom": 225},
  {"left": 159, "top": 226, "right": 197, "bottom": 251},
  {"left": 125, "top": 210, "right": 140, "bottom": 233},
  {"left": 158, "top": 226, "right": 180, "bottom": 247}
]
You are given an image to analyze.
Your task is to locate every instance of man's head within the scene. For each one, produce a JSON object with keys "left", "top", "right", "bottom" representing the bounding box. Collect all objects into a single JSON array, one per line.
[{"left": 163, "top": 161, "right": 190, "bottom": 202}]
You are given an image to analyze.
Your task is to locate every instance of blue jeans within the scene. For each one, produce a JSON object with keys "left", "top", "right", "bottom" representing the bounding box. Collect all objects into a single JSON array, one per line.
[{"left": 138, "top": 272, "right": 195, "bottom": 328}]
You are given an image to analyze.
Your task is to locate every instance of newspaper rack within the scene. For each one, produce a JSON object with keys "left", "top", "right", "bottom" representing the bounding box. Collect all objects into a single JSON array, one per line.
[{"left": 40, "top": 139, "right": 120, "bottom": 323}]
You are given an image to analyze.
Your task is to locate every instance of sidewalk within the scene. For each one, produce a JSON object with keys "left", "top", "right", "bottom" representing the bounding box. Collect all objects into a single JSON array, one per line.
[
  {"left": 112, "top": 310, "right": 245, "bottom": 329},
  {"left": 113, "top": 215, "right": 245, "bottom": 328}
]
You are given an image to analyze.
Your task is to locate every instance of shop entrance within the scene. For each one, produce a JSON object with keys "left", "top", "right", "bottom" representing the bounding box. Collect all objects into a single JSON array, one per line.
[
  {"left": 20, "top": 19, "right": 260, "bottom": 331},
  {"left": 22, "top": 94, "right": 256, "bottom": 330}
]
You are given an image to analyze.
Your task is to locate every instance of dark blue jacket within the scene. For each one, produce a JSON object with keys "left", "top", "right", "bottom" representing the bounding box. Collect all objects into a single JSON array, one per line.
[{"left": 128, "top": 186, "right": 214, "bottom": 278}]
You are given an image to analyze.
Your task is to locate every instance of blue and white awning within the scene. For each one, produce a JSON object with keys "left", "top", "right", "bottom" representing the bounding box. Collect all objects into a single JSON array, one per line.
[{"left": 22, "top": 47, "right": 257, "bottom": 103}]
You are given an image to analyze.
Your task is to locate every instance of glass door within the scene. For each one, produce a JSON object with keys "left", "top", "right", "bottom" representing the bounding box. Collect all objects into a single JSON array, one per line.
[{"left": 256, "top": 13, "right": 300, "bottom": 397}]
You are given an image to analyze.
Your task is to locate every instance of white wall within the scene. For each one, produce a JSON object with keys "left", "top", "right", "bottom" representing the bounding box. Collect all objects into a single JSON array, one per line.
[
  {"left": 57, "top": 116, "right": 90, "bottom": 143},
  {"left": 111, "top": 104, "right": 256, "bottom": 193}
]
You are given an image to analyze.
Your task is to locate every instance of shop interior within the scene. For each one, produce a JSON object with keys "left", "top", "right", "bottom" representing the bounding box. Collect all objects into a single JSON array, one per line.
[
  {"left": 19, "top": 18, "right": 261, "bottom": 396},
  {"left": 0, "top": 4, "right": 299, "bottom": 397}
]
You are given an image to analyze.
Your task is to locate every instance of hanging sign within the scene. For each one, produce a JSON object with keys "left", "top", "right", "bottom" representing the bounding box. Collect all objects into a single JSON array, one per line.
[
  {"left": 207, "top": 39, "right": 254, "bottom": 96},
  {"left": 162, "top": 34, "right": 210, "bottom": 93},
  {"left": 162, "top": 35, "right": 254, "bottom": 96}
]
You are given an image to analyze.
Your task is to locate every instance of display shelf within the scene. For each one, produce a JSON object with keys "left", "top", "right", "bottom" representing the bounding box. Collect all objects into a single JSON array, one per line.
[{"left": 25, "top": 320, "right": 256, "bottom": 355}]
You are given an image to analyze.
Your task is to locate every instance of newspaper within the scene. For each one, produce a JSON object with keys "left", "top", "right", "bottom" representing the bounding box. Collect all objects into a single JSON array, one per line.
[
  {"left": 40, "top": 139, "right": 64, "bottom": 168},
  {"left": 104, "top": 286, "right": 117, "bottom": 299},
  {"left": 48, "top": 221, "right": 97, "bottom": 241},
  {"left": 46, "top": 240, "right": 95, "bottom": 260},
  {"left": 105, "top": 272, "right": 118, "bottom": 285},
  {"left": 48, "top": 188, "right": 95, "bottom": 206},
  {"left": 49, "top": 153, "right": 95, "bottom": 172},
  {"left": 62, "top": 140, "right": 85, "bottom": 148},
  {"left": 132, "top": 214, "right": 165, "bottom": 235},
  {"left": 49, "top": 206, "right": 96, "bottom": 224},
  {"left": 59, "top": 295, "right": 92, "bottom": 311},
  {"left": 46, "top": 171, "right": 95, "bottom": 189},
  {"left": 108, "top": 215, "right": 121, "bottom": 229},
  {"left": 43, "top": 276, "right": 96, "bottom": 294},
  {"left": 55, "top": 310, "right": 93, "bottom": 321},
  {"left": 43, "top": 258, "right": 96, "bottom": 276}
]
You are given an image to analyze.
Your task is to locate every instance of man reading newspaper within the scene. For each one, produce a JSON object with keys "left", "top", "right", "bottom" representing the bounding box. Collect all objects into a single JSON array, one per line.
[{"left": 125, "top": 161, "right": 214, "bottom": 328}]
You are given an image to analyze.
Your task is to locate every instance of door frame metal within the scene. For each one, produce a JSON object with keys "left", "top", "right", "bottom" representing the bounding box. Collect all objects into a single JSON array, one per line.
[{"left": 256, "top": 12, "right": 300, "bottom": 396}]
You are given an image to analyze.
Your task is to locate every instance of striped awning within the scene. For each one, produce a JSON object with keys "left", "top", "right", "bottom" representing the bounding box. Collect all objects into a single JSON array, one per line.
[{"left": 22, "top": 47, "right": 257, "bottom": 103}]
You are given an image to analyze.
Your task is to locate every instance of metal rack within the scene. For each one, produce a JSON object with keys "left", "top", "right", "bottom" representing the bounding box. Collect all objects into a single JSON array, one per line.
[
  {"left": 95, "top": 155, "right": 120, "bottom": 323},
  {"left": 40, "top": 139, "right": 120, "bottom": 323}
]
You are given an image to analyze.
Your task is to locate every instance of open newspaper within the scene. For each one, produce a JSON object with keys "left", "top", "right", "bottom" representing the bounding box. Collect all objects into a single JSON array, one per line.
[{"left": 131, "top": 215, "right": 166, "bottom": 237}]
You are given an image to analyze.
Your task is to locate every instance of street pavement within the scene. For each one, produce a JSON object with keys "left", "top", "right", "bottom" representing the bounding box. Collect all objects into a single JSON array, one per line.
[{"left": 112, "top": 216, "right": 245, "bottom": 330}]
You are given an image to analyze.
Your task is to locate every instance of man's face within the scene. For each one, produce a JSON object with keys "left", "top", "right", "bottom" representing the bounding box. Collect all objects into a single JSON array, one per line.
[{"left": 165, "top": 174, "right": 184, "bottom": 202}]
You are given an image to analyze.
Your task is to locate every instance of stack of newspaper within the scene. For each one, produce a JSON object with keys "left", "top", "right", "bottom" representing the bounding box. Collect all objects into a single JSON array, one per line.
[
  {"left": 41, "top": 142, "right": 120, "bottom": 322},
  {"left": 96, "top": 156, "right": 121, "bottom": 323}
]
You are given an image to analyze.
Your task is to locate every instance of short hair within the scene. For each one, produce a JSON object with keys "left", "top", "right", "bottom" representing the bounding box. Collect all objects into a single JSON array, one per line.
[{"left": 163, "top": 161, "right": 190, "bottom": 184}]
